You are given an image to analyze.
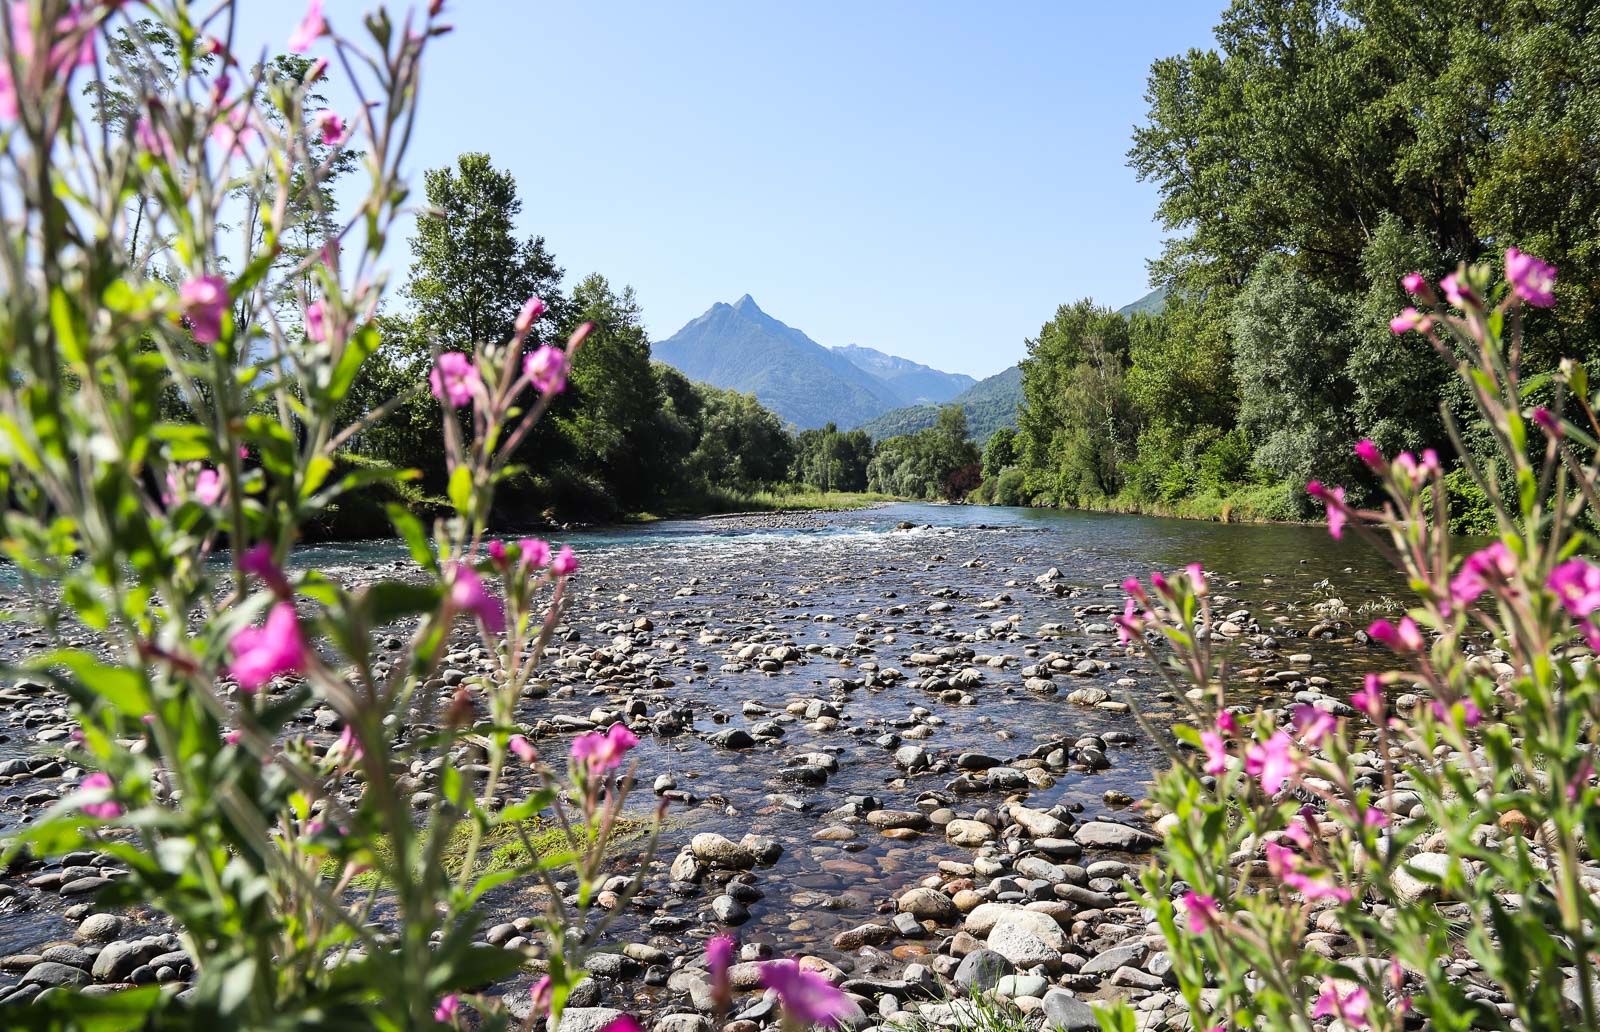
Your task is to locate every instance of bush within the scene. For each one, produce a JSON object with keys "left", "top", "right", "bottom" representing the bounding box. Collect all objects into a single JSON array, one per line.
[{"left": 1114, "top": 250, "right": 1600, "bottom": 1032}]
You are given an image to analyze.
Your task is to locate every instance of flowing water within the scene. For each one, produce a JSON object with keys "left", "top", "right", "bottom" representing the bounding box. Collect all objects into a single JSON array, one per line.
[{"left": 0, "top": 502, "right": 1406, "bottom": 998}]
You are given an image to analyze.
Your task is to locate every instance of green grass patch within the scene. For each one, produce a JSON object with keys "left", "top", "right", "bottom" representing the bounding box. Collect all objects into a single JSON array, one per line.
[
  {"left": 657, "top": 486, "right": 900, "bottom": 516},
  {"left": 331, "top": 814, "right": 651, "bottom": 890}
]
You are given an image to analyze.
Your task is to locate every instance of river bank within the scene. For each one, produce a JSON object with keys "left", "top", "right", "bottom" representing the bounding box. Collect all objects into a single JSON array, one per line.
[{"left": 0, "top": 503, "right": 1407, "bottom": 1025}]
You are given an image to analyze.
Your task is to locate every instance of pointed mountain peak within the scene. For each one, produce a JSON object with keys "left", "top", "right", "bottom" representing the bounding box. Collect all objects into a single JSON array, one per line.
[{"left": 732, "top": 293, "right": 762, "bottom": 313}]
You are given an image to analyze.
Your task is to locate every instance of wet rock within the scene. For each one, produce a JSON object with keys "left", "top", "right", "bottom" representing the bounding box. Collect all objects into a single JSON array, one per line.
[
  {"left": 952, "top": 949, "right": 1013, "bottom": 992},
  {"left": 23, "top": 962, "right": 92, "bottom": 989},
  {"left": 690, "top": 833, "right": 756, "bottom": 869},
  {"left": 1011, "top": 806, "right": 1072, "bottom": 839},
  {"left": 897, "top": 887, "right": 958, "bottom": 925},
  {"left": 1073, "top": 820, "right": 1159, "bottom": 852}
]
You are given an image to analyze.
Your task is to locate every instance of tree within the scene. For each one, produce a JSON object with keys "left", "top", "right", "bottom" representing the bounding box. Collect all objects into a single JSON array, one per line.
[
  {"left": 1015, "top": 301, "right": 1133, "bottom": 506},
  {"left": 687, "top": 386, "right": 796, "bottom": 492},
  {"left": 404, "top": 152, "right": 568, "bottom": 353},
  {"left": 981, "top": 427, "right": 1017, "bottom": 480}
]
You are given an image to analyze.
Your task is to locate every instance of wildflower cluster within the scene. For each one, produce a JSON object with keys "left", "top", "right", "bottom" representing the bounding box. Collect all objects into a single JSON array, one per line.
[{"left": 1118, "top": 249, "right": 1600, "bottom": 1031}]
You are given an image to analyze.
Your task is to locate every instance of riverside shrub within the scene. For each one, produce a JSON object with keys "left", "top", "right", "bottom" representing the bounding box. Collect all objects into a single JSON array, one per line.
[{"left": 1110, "top": 250, "right": 1600, "bottom": 1031}]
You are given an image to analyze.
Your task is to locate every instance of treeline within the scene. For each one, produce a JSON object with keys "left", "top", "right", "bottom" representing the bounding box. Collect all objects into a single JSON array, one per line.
[
  {"left": 985, "top": 1, "right": 1600, "bottom": 527},
  {"left": 342, "top": 153, "right": 993, "bottom": 518}
]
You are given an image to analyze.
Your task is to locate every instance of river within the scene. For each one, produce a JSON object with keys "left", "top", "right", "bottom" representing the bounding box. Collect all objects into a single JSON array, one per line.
[{"left": 0, "top": 501, "right": 1404, "bottom": 1013}]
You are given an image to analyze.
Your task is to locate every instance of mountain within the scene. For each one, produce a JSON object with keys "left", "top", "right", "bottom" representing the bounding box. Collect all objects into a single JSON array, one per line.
[
  {"left": 832, "top": 344, "right": 975, "bottom": 405},
  {"left": 1116, "top": 284, "right": 1168, "bottom": 317},
  {"left": 858, "top": 364, "right": 1024, "bottom": 444},
  {"left": 652, "top": 296, "right": 964, "bottom": 430}
]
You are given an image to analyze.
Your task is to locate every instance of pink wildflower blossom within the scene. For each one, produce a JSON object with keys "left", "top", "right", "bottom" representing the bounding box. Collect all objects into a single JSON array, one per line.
[
  {"left": 1200, "top": 730, "right": 1228, "bottom": 775},
  {"left": 551, "top": 546, "right": 579, "bottom": 577},
  {"left": 433, "top": 994, "right": 459, "bottom": 1024},
  {"left": 1244, "top": 731, "right": 1300, "bottom": 794},
  {"left": 707, "top": 935, "right": 735, "bottom": 1007},
  {"left": 1291, "top": 703, "right": 1337, "bottom": 746},
  {"left": 1441, "top": 272, "right": 1475, "bottom": 309},
  {"left": 571, "top": 722, "right": 639, "bottom": 776},
  {"left": 304, "top": 299, "right": 328, "bottom": 342},
  {"left": 1449, "top": 541, "right": 1516, "bottom": 610},
  {"left": 1178, "top": 891, "right": 1220, "bottom": 933},
  {"left": 1351, "top": 674, "right": 1384, "bottom": 721},
  {"left": 78, "top": 772, "right": 122, "bottom": 819},
  {"left": 508, "top": 734, "right": 536, "bottom": 764},
  {"left": 1367, "top": 616, "right": 1423, "bottom": 652},
  {"left": 288, "top": 0, "right": 327, "bottom": 52},
  {"left": 179, "top": 275, "right": 229, "bottom": 343},
  {"left": 515, "top": 296, "right": 547, "bottom": 335},
  {"left": 528, "top": 976, "right": 553, "bottom": 1016},
  {"left": 1401, "top": 272, "right": 1428, "bottom": 295},
  {"left": 1550, "top": 558, "right": 1600, "bottom": 617},
  {"left": 312, "top": 108, "right": 348, "bottom": 146},
  {"left": 759, "top": 959, "right": 852, "bottom": 1028},
  {"left": 449, "top": 565, "right": 506, "bottom": 634},
  {"left": 1306, "top": 481, "right": 1348, "bottom": 539},
  {"left": 1354, "top": 439, "right": 1383, "bottom": 470},
  {"left": 524, "top": 345, "right": 568, "bottom": 395},
  {"left": 1311, "top": 979, "right": 1370, "bottom": 1026},
  {"left": 519, "top": 538, "right": 552, "bottom": 568},
  {"left": 429, "top": 352, "right": 479, "bottom": 408},
  {"left": 228, "top": 602, "right": 308, "bottom": 692},
  {"left": 1389, "top": 307, "right": 1432, "bottom": 335},
  {"left": 1505, "top": 247, "right": 1556, "bottom": 308}
]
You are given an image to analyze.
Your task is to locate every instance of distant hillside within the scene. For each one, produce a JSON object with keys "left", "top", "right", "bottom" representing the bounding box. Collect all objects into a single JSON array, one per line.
[
  {"left": 1117, "top": 284, "right": 1168, "bottom": 317},
  {"left": 832, "top": 344, "right": 974, "bottom": 405},
  {"left": 652, "top": 296, "right": 978, "bottom": 430},
  {"left": 859, "top": 364, "right": 1024, "bottom": 444},
  {"left": 652, "top": 295, "right": 908, "bottom": 429}
]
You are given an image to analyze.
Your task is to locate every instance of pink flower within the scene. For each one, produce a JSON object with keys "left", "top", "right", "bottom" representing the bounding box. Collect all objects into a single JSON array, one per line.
[
  {"left": 1450, "top": 541, "right": 1517, "bottom": 610},
  {"left": 1215, "top": 711, "right": 1236, "bottom": 734},
  {"left": 759, "top": 959, "right": 852, "bottom": 1028},
  {"left": 1306, "top": 481, "right": 1348, "bottom": 539},
  {"left": 1432, "top": 698, "right": 1482, "bottom": 727},
  {"left": 486, "top": 540, "right": 509, "bottom": 568},
  {"left": 0, "top": 67, "right": 16, "bottom": 120},
  {"left": 179, "top": 275, "right": 229, "bottom": 343},
  {"left": 528, "top": 976, "right": 553, "bottom": 1016},
  {"left": 515, "top": 296, "right": 547, "bottom": 335},
  {"left": 449, "top": 565, "right": 506, "bottom": 634},
  {"left": 1401, "top": 272, "right": 1428, "bottom": 295},
  {"left": 1244, "top": 732, "right": 1299, "bottom": 794},
  {"left": 240, "top": 542, "right": 290, "bottom": 595},
  {"left": 193, "top": 468, "right": 224, "bottom": 505},
  {"left": 1185, "top": 562, "right": 1206, "bottom": 596},
  {"left": 304, "top": 299, "right": 328, "bottom": 342},
  {"left": 1367, "top": 616, "right": 1423, "bottom": 652},
  {"left": 1389, "top": 307, "right": 1432, "bottom": 335},
  {"left": 1200, "top": 730, "right": 1228, "bottom": 774},
  {"left": 1533, "top": 406, "right": 1561, "bottom": 437},
  {"left": 519, "top": 538, "right": 552, "bottom": 568},
  {"left": 1149, "top": 571, "right": 1170, "bottom": 597},
  {"left": 288, "top": 0, "right": 327, "bottom": 52},
  {"left": 78, "top": 772, "right": 122, "bottom": 819},
  {"left": 330, "top": 724, "right": 363, "bottom": 763},
  {"left": 1351, "top": 675, "right": 1384, "bottom": 721},
  {"left": 429, "top": 352, "right": 480, "bottom": 408},
  {"left": 1550, "top": 559, "right": 1600, "bottom": 617},
  {"left": 551, "top": 546, "right": 579, "bottom": 577},
  {"left": 1116, "top": 597, "right": 1140, "bottom": 645},
  {"left": 597, "top": 1019, "right": 644, "bottom": 1032},
  {"left": 1440, "top": 272, "right": 1475, "bottom": 309},
  {"left": 508, "top": 734, "right": 536, "bottom": 764},
  {"left": 1364, "top": 807, "right": 1389, "bottom": 828},
  {"left": 134, "top": 118, "right": 174, "bottom": 161},
  {"left": 1353, "top": 439, "right": 1383, "bottom": 470},
  {"left": 571, "top": 722, "right": 639, "bottom": 776},
  {"left": 1505, "top": 247, "right": 1556, "bottom": 308},
  {"left": 1311, "top": 979, "right": 1370, "bottom": 1026},
  {"left": 1291, "top": 703, "right": 1337, "bottom": 746},
  {"left": 228, "top": 602, "right": 308, "bottom": 692},
  {"left": 210, "top": 101, "right": 257, "bottom": 157},
  {"left": 433, "top": 994, "right": 459, "bottom": 1024},
  {"left": 707, "top": 935, "right": 735, "bottom": 1006},
  {"left": 1178, "top": 891, "right": 1220, "bottom": 933},
  {"left": 1122, "top": 577, "right": 1149, "bottom": 604},
  {"left": 312, "top": 108, "right": 348, "bottom": 146},
  {"left": 524, "top": 345, "right": 568, "bottom": 394}
]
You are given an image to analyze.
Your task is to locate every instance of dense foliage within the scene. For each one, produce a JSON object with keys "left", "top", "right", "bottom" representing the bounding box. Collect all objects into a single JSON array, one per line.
[
  {"left": 866, "top": 406, "right": 982, "bottom": 501},
  {"left": 1112, "top": 249, "right": 1600, "bottom": 1032},
  {"left": 857, "top": 364, "right": 1023, "bottom": 444},
  {"left": 999, "top": 0, "right": 1598, "bottom": 521}
]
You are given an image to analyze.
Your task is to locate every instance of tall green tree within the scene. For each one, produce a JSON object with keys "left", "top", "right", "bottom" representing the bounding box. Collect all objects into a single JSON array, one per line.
[{"left": 405, "top": 152, "right": 568, "bottom": 352}]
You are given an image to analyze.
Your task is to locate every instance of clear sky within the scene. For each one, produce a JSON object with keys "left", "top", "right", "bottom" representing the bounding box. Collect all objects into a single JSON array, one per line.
[{"left": 241, "top": 2, "right": 1222, "bottom": 379}]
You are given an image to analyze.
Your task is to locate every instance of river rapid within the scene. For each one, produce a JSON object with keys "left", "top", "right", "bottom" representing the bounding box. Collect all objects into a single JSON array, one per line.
[{"left": 0, "top": 501, "right": 1404, "bottom": 1019}]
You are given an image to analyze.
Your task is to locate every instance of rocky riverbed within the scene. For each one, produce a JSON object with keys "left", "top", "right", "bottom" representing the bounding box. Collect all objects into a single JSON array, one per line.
[{"left": 0, "top": 503, "right": 1427, "bottom": 1027}]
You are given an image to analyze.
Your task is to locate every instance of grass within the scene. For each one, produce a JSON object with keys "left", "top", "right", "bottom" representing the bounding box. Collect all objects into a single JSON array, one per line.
[
  {"left": 883, "top": 982, "right": 1035, "bottom": 1032},
  {"left": 331, "top": 813, "right": 651, "bottom": 890},
  {"left": 635, "top": 487, "right": 900, "bottom": 519},
  {"left": 1058, "top": 479, "right": 1304, "bottom": 524}
]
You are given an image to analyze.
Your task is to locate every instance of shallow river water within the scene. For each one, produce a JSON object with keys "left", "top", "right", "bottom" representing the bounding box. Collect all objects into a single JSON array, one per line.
[{"left": 0, "top": 501, "right": 1406, "bottom": 1009}]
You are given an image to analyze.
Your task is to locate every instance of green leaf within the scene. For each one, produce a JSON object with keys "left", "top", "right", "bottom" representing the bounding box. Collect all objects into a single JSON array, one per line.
[
  {"left": 361, "top": 581, "right": 442, "bottom": 626},
  {"left": 448, "top": 465, "right": 472, "bottom": 518},
  {"left": 386, "top": 503, "right": 438, "bottom": 573},
  {"left": 27, "top": 650, "right": 150, "bottom": 714},
  {"left": 325, "top": 322, "right": 380, "bottom": 404}
]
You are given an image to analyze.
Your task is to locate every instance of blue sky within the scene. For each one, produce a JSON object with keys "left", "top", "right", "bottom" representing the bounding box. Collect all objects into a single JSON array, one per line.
[{"left": 242, "top": 2, "right": 1222, "bottom": 379}]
